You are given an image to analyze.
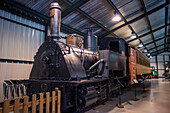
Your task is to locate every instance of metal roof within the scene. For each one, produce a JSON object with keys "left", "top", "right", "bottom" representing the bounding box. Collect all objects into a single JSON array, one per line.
[{"left": 2, "top": 0, "right": 169, "bottom": 56}]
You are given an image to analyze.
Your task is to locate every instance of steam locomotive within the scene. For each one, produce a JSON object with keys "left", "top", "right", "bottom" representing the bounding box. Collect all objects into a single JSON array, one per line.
[{"left": 3, "top": 2, "right": 150, "bottom": 112}]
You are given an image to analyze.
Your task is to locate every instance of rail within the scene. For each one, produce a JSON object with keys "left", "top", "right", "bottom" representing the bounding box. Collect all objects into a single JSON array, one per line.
[{"left": 0, "top": 88, "right": 61, "bottom": 113}]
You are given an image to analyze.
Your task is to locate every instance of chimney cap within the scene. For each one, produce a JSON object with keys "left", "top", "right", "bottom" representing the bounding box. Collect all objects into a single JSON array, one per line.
[{"left": 50, "top": 2, "right": 61, "bottom": 10}]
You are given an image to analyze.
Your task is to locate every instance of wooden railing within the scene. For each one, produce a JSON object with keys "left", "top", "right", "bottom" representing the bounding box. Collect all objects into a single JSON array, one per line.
[{"left": 0, "top": 88, "right": 61, "bottom": 113}]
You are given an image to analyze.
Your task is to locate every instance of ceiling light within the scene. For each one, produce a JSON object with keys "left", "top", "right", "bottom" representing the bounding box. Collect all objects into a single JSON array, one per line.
[
  {"left": 138, "top": 43, "right": 143, "bottom": 47},
  {"left": 147, "top": 53, "right": 150, "bottom": 56},
  {"left": 130, "top": 33, "right": 136, "bottom": 39},
  {"left": 112, "top": 11, "right": 121, "bottom": 22},
  {"left": 150, "top": 56, "right": 152, "bottom": 58},
  {"left": 144, "top": 49, "right": 147, "bottom": 52}
]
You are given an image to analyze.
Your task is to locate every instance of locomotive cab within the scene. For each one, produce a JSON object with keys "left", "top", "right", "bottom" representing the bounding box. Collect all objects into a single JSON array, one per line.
[{"left": 98, "top": 38, "right": 129, "bottom": 79}]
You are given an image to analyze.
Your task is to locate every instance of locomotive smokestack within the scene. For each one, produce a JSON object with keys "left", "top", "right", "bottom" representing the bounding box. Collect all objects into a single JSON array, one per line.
[
  {"left": 85, "top": 27, "right": 98, "bottom": 51},
  {"left": 87, "top": 28, "right": 93, "bottom": 50},
  {"left": 50, "top": 2, "right": 61, "bottom": 40}
]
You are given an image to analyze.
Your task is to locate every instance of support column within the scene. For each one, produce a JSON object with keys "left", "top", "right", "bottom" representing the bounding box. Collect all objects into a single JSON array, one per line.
[
  {"left": 45, "top": 24, "right": 48, "bottom": 41},
  {"left": 156, "top": 55, "right": 158, "bottom": 72},
  {"left": 163, "top": 55, "right": 165, "bottom": 73}
]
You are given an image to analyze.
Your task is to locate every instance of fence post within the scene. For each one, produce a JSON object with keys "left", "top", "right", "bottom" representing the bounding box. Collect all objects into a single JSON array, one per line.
[
  {"left": 55, "top": 88, "right": 61, "bottom": 113},
  {"left": 23, "top": 96, "right": 29, "bottom": 113},
  {"left": 3, "top": 99, "right": 10, "bottom": 113},
  {"left": 52, "top": 91, "right": 56, "bottom": 113},
  {"left": 39, "top": 93, "right": 44, "bottom": 113},
  {"left": 1, "top": 87, "right": 60, "bottom": 113},
  {"left": 32, "top": 94, "right": 37, "bottom": 113},
  {"left": 46, "top": 92, "right": 50, "bottom": 113},
  {"left": 14, "top": 97, "right": 20, "bottom": 113}
]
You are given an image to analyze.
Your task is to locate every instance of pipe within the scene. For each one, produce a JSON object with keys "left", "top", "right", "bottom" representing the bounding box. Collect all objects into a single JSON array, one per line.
[
  {"left": 50, "top": 2, "right": 61, "bottom": 40},
  {"left": 87, "top": 59, "right": 105, "bottom": 72}
]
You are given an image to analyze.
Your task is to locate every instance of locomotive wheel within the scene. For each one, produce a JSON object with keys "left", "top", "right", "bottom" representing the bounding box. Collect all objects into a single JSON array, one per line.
[{"left": 77, "top": 87, "right": 87, "bottom": 110}]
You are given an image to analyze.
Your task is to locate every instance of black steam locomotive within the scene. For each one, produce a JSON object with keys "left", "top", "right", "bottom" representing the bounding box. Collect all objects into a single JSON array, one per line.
[{"left": 3, "top": 2, "right": 130, "bottom": 112}]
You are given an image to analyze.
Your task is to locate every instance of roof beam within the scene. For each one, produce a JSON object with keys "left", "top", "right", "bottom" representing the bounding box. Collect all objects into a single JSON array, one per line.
[
  {"left": 61, "top": 24, "right": 86, "bottom": 36},
  {"left": 0, "top": 0, "right": 49, "bottom": 24},
  {"left": 143, "top": 35, "right": 169, "bottom": 46},
  {"left": 151, "top": 49, "right": 163, "bottom": 55},
  {"left": 164, "top": 0, "right": 169, "bottom": 51},
  {"left": 128, "top": 23, "right": 170, "bottom": 43},
  {"left": 151, "top": 48, "right": 166, "bottom": 55},
  {"left": 106, "top": 0, "right": 136, "bottom": 35},
  {"left": 151, "top": 49, "right": 166, "bottom": 56},
  {"left": 148, "top": 43, "right": 169, "bottom": 51},
  {"left": 168, "top": 29, "right": 170, "bottom": 49},
  {"left": 61, "top": 0, "right": 89, "bottom": 18},
  {"left": 98, "top": 2, "right": 168, "bottom": 38},
  {"left": 139, "top": 0, "right": 157, "bottom": 51},
  {"left": 1, "top": 0, "right": 86, "bottom": 36},
  {"left": 125, "top": 0, "right": 164, "bottom": 20},
  {"left": 107, "top": 0, "right": 150, "bottom": 53},
  {"left": 152, "top": 51, "right": 166, "bottom": 56},
  {"left": 62, "top": 0, "right": 119, "bottom": 37},
  {"left": 148, "top": 44, "right": 164, "bottom": 51}
]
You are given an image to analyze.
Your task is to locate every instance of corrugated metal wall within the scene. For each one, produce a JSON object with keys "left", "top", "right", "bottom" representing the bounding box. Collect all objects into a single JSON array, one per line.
[
  {"left": 0, "top": 9, "right": 45, "bottom": 102},
  {"left": 150, "top": 52, "right": 170, "bottom": 77}
]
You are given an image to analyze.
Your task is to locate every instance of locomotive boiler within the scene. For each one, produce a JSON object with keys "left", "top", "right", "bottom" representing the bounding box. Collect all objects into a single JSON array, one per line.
[{"left": 3, "top": 2, "right": 130, "bottom": 112}]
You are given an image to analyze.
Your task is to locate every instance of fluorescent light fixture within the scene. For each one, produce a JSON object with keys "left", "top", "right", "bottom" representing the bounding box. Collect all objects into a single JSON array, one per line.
[
  {"left": 150, "top": 56, "right": 152, "bottom": 58},
  {"left": 112, "top": 12, "right": 121, "bottom": 22},
  {"left": 138, "top": 43, "right": 143, "bottom": 47},
  {"left": 147, "top": 53, "right": 150, "bottom": 56},
  {"left": 144, "top": 49, "right": 147, "bottom": 52},
  {"left": 130, "top": 33, "right": 136, "bottom": 39}
]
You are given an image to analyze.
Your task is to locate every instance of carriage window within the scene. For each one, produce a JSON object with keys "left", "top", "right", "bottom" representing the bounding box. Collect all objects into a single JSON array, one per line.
[{"left": 110, "top": 41, "right": 119, "bottom": 52}]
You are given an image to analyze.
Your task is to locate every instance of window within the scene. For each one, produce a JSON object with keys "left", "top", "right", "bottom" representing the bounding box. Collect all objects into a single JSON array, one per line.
[{"left": 110, "top": 41, "right": 119, "bottom": 53}]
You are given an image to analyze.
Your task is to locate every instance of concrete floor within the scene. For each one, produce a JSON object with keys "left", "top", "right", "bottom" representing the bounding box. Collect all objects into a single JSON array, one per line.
[{"left": 86, "top": 79, "right": 170, "bottom": 113}]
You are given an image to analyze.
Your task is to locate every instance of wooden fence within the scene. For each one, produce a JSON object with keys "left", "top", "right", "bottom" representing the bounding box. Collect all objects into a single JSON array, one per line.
[{"left": 0, "top": 88, "right": 61, "bottom": 113}]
